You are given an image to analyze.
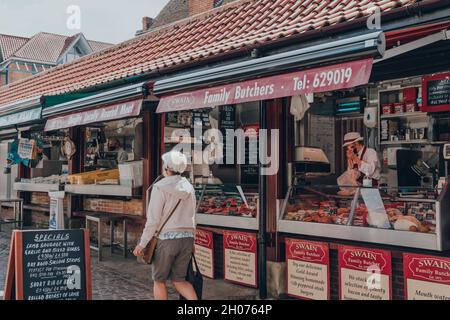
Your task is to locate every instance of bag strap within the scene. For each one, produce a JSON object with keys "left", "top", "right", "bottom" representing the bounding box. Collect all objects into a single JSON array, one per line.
[
  {"left": 154, "top": 199, "right": 182, "bottom": 238},
  {"left": 192, "top": 254, "right": 202, "bottom": 275}
]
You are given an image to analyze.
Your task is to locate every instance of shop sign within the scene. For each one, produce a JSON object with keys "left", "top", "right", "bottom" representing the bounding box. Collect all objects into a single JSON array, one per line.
[
  {"left": 223, "top": 231, "right": 257, "bottom": 287},
  {"left": 404, "top": 253, "right": 450, "bottom": 300},
  {"left": 0, "top": 107, "right": 41, "bottom": 128},
  {"left": 157, "top": 59, "right": 373, "bottom": 112},
  {"left": 194, "top": 229, "right": 215, "bottom": 279},
  {"left": 3, "top": 229, "right": 92, "bottom": 300},
  {"left": 44, "top": 99, "right": 142, "bottom": 131},
  {"left": 338, "top": 245, "right": 392, "bottom": 300},
  {"left": 285, "top": 238, "right": 329, "bottom": 300}
]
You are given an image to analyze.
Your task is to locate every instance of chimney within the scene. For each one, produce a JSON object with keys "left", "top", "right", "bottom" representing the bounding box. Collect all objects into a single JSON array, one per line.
[
  {"left": 188, "top": 0, "right": 215, "bottom": 16},
  {"left": 142, "top": 16, "right": 153, "bottom": 32}
]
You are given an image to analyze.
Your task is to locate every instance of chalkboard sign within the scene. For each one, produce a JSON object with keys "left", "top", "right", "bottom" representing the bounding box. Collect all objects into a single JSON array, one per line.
[
  {"left": 422, "top": 73, "right": 450, "bottom": 112},
  {"left": 240, "top": 124, "right": 259, "bottom": 184},
  {"left": 3, "top": 229, "right": 91, "bottom": 300}
]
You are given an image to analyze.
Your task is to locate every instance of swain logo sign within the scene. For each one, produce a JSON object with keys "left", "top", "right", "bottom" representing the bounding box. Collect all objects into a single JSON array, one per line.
[
  {"left": 406, "top": 255, "right": 450, "bottom": 284},
  {"left": 286, "top": 239, "right": 328, "bottom": 264},
  {"left": 341, "top": 247, "right": 388, "bottom": 272}
]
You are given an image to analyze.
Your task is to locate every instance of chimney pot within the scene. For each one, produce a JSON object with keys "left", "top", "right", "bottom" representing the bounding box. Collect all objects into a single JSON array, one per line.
[{"left": 142, "top": 17, "right": 153, "bottom": 31}]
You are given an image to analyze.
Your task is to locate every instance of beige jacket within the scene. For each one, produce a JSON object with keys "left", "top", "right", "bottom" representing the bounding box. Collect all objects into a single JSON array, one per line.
[{"left": 139, "top": 175, "right": 196, "bottom": 247}]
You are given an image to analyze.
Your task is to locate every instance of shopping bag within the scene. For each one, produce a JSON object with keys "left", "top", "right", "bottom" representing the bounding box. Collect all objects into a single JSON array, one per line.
[{"left": 180, "top": 254, "right": 203, "bottom": 300}]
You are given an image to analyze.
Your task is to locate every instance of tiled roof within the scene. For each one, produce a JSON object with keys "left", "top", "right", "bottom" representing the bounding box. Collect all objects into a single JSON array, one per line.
[
  {"left": 88, "top": 40, "right": 114, "bottom": 53},
  {"left": 12, "top": 32, "right": 71, "bottom": 64},
  {"left": 0, "top": 0, "right": 420, "bottom": 108},
  {"left": 0, "top": 34, "right": 29, "bottom": 61}
]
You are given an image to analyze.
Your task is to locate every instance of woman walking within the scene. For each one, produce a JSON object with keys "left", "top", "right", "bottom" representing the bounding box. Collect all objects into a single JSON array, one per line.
[{"left": 134, "top": 151, "right": 198, "bottom": 300}]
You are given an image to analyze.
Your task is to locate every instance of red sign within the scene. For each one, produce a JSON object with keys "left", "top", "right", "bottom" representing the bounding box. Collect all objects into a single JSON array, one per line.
[
  {"left": 285, "top": 239, "right": 329, "bottom": 300},
  {"left": 422, "top": 72, "right": 450, "bottom": 113},
  {"left": 338, "top": 245, "right": 392, "bottom": 300},
  {"left": 195, "top": 229, "right": 213, "bottom": 249},
  {"left": 223, "top": 231, "right": 257, "bottom": 287},
  {"left": 45, "top": 99, "right": 142, "bottom": 131},
  {"left": 404, "top": 253, "right": 450, "bottom": 300},
  {"left": 157, "top": 58, "right": 373, "bottom": 113},
  {"left": 194, "top": 229, "right": 214, "bottom": 279}
]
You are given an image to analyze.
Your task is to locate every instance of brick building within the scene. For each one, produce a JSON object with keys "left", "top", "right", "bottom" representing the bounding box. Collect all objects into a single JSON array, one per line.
[
  {"left": 0, "top": 32, "right": 112, "bottom": 86},
  {"left": 136, "top": 0, "right": 236, "bottom": 35}
]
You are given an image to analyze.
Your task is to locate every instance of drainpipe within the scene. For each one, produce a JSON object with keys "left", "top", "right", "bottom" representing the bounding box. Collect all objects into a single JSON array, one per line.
[{"left": 258, "top": 100, "right": 267, "bottom": 300}]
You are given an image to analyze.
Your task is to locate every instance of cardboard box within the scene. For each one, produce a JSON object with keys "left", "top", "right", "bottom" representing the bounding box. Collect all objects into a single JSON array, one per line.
[{"left": 68, "top": 169, "right": 119, "bottom": 185}]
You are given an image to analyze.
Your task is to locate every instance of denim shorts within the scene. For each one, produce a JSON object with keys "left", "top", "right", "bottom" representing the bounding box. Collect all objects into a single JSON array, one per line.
[{"left": 152, "top": 237, "right": 194, "bottom": 282}]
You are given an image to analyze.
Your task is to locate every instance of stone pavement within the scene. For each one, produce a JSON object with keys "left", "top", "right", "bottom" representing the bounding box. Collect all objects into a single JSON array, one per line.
[{"left": 0, "top": 228, "right": 258, "bottom": 300}]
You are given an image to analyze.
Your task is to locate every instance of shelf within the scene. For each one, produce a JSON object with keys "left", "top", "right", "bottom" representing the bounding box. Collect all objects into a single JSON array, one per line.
[
  {"left": 380, "top": 139, "right": 429, "bottom": 145},
  {"left": 65, "top": 184, "right": 133, "bottom": 197},
  {"left": 380, "top": 112, "right": 427, "bottom": 119},
  {"left": 14, "top": 183, "right": 61, "bottom": 193}
]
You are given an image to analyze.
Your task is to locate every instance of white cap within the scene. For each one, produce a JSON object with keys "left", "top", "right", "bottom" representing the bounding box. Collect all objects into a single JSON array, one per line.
[
  {"left": 343, "top": 132, "right": 364, "bottom": 148},
  {"left": 162, "top": 151, "right": 188, "bottom": 174}
]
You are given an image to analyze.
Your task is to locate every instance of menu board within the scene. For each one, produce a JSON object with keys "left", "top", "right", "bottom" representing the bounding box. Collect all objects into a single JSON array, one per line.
[
  {"left": 194, "top": 229, "right": 215, "bottom": 279},
  {"left": 223, "top": 231, "right": 257, "bottom": 288},
  {"left": 241, "top": 124, "right": 259, "bottom": 184},
  {"left": 338, "top": 245, "right": 392, "bottom": 300},
  {"left": 3, "top": 229, "right": 91, "bottom": 300},
  {"left": 422, "top": 73, "right": 450, "bottom": 112},
  {"left": 404, "top": 253, "right": 450, "bottom": 300},
  {"left": 285, "top": 239, "right": 329, "bottom": 300},
  {"left": 220, "top": 106, "right": 236, "bottom": 167}
]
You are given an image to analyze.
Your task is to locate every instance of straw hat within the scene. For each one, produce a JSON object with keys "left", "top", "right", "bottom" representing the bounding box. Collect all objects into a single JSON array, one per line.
[{"left": 342, "top": 132, "right": 364, "bottom": 148}]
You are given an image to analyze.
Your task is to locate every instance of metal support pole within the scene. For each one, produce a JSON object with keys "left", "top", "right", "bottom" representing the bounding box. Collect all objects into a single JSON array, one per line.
[{"left": 258, "top": 100, "right": 267, "bottom": 300}]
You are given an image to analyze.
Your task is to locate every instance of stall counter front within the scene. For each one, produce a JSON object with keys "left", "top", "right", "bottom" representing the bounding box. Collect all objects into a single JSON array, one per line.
[{"left": 278, "top": 183, "right": 450, "bottom": 251}]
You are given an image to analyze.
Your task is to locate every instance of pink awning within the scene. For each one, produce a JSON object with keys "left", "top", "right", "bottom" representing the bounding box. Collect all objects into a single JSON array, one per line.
[
  {"left": 45, "top": 99, "right": 142, "bottom": 131},
  {"left": 156, "top": 58, "right": 373, "bottom": 113}
]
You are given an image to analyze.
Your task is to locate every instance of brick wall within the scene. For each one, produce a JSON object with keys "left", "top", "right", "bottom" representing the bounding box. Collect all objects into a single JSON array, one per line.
[
  {"left": 84, "top": 198, "right": 143, "bottom": 217},
  {"left": 188, "top": 0, "right": 214, "bottom": 16},
  {"left": 31, "top": 192, "right": 69, "bottom": 210}
]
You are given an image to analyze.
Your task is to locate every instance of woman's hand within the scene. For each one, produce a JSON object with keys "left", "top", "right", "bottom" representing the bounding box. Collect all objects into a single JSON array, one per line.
[{"left": 133, "top": 245, "right": 145, "bottom": 257}]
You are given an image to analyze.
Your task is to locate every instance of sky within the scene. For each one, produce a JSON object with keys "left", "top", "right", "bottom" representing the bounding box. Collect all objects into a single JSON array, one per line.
[{"left": 0, "top": 0, "right": 170, "bottom": 44}]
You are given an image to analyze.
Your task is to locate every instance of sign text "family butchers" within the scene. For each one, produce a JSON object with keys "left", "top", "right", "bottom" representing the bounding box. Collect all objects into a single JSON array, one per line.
[{"left": 157, "top": 59, "right": 373, "bottom": 112}]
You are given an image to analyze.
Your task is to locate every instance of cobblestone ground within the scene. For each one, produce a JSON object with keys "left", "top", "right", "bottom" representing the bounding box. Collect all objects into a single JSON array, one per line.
[{"left": 0, "top": 228, "right": 258, "bottom": 300}]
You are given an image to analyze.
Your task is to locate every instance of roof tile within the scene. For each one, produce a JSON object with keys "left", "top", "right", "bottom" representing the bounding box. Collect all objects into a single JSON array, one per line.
[{"left": 0, "top": 0, "right": 419, "bottom": 107}]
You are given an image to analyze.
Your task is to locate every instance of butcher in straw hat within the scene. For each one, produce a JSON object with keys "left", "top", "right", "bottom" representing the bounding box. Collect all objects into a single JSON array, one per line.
[{"left": 343, "top": 132, "right": 381, "bottom": 187}]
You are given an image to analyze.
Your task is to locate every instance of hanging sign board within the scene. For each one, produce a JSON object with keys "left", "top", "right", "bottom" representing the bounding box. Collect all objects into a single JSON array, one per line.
[
  {"left": 157, "top": 58, "right": 373, "bottom": 112},
  {"left": 223, "top": 231, "right": 257, "bottom": 288},
  {"left": 3, "top": 229, "right": 92, "bottom": 300},
  {"left": 194, "top": 229, "right": 215, "bottom": 279},
  {"left": 45, "top": 99, "right": 142, "bottom": 131},
  {"left": 285, "top": 238, "right": 330, "bottom": 300},
  {"left": 404, "top": 253, "right": 450, "bottom": 300},
  {"left": 338, "top": 245, "right": 392, "bottom": 300},
  {"left": 0, "top": 107, "right": 42, "bottom": 128}
]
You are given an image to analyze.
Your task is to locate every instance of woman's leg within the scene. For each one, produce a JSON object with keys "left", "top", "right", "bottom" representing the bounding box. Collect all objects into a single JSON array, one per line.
[
  {"left": 154, "top": 281, "right": 168, "bottom": 300},
  {"left": 172, "top": 281, "right": 198, "bottom": 300}
]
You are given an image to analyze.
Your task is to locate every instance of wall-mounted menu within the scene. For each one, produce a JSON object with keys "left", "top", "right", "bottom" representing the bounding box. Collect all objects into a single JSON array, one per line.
[
  {"left": 220, "top": 106, "right": 236, "bottom": 167},
  {"left": 423, "top": 73, "right": 450, "bottom": 112},
  {"left": 3, "top": 229, "right": 91, "bottom": 300}
]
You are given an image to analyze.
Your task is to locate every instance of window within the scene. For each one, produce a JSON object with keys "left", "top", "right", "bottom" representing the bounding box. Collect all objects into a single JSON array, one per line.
[{"left": 213, "top": 0, "right": 224, "bottom": 8}]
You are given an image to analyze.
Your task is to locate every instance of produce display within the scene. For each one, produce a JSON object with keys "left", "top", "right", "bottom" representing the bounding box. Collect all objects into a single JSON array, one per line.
[
  {"left": 284, "top": 196, "right": 436, "bottom": 234},
  {"left": 197, "top": 192, "right": 258, "bottom": 218}
]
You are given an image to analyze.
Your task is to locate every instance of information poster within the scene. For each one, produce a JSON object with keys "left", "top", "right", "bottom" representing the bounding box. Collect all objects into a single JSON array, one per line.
[
  {"left": 338, "top": 245, "right": 392, "bottom": 300},
  {"left": 285, "top": 239, "right": 329, "bottom": 300},
  {"left": 404, "top": 253, "right": 450, "bottom": 300},
  {"left": 4, "top": 229, "right": 92, "bottom": 300},
  {"left": 223, "top": 231, "right": 257, "bottom": 288},
  {"left": 194, "top": 229, "right": 215, "bottom": 279}
]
